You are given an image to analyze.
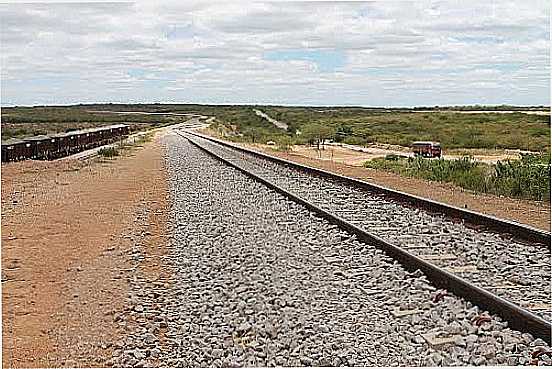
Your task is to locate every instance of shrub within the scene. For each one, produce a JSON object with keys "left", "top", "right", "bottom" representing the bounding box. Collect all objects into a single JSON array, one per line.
[
  {"left": 275, "top": 136, "right": 293, "bottom": 152},
  {"left": 98, "top": 147, "right": 119, "bottom": 158},
  {"left": 384, "top": 154, "right": 406, "bottom": 161},
  {"left": 491, "top": 154, "right": 550, "bottom": 200},
  {"left": 363, "top": 155, "right": 550, "bottom": 201}
]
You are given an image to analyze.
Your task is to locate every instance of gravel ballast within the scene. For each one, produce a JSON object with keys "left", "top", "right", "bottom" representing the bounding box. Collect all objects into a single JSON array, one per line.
[
  {"left": 110, "top": 132, "right": 551, "bottom": 366},
  {"left": 184, "top": 133, "right": 551, "bottom": 322}
]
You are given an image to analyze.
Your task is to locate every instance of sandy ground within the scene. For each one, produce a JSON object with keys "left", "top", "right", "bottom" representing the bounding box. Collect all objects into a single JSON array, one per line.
[
  {"left": 226, "top": 141, "right": 550, "bottom": 231},
  {"left": 270, "top": 143, "right": 528, "bottom": 165},
  {"left": 1, "top": 131, "right": 169, "bottom": 367},
  {"left": 294, "top": 144, "right": 408, "bottom": 166}
]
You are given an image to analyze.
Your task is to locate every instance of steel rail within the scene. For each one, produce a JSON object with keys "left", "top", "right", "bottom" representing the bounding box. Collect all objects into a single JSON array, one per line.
[
  {"left": 186, "top": 130, "right": 550, "bottom": 246},
  {"left": 177, "top": 130, "right": 552, "bottom": 344}
]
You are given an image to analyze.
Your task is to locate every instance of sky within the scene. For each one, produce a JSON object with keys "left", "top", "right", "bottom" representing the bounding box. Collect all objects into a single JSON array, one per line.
[{"left": 0, "top": 1, "right": 550, "bottom": 107}]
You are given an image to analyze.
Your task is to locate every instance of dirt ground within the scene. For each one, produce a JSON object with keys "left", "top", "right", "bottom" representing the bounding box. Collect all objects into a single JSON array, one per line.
[
  {"left": 230, "top": 142, "right": 550, "bottom": 231},
  {"left": 294, "top": 144, "right": 402, "bottom": 166},
  {"left": 1, "top": 131, "right": 169, "bottom": 367},
  {"left": 255, "top": 142, "right": 527, "bottom": 166},
  {"left": 1, "top": 126, "right": 549, "bottom": 367}
]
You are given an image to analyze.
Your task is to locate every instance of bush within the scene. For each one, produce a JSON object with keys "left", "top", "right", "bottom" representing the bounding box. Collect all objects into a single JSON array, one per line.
[
  {"left": 363, "top": 155, "right": 550, "bottom": 201},
  {"left": 254, "top": 108, "right": 550, "bottom": 152},
  {"left": 491, "top": 154, "right": 550, "bottom": 200},
  {"left": 98, "top": 147, "right": 119, "bottom": 158},
  {"left": 275, "top": 136, "right": 293, "bottom": 151},
  {"left": 384, "top": 154, "right": 405, "bottom": 161}
]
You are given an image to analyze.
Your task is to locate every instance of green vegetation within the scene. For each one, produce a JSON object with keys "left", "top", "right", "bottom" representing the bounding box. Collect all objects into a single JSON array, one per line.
[
  {"left": 363, "top": 154, "right": 551, "bottom": 201},
  {"left": 3, "top": 104, "right": 549, "bottom": 152},
  {"left": 300, "top": 123, "right": 336, "bottom": 150},
  {"left": 2, "top": 107, "right": 166, "bottom": 124},
  {"left": 274, "top": 135, "right": 293, "bottom": 152},
  {"left": 208, "top": 108, "right": 286, "bottom": 144},
  {"left": 2, "top": 104, "right": 549, "bottom": 202},
  {"left": 260, "top": 107, "right": 550, "bottom": 152},
  {"left": 97, "top": 147, "right": 119, "bottom": 158},
  {"left": 183, "top": 104, "right": 550, "bottom": 152},
  {"left": 1, "top": 106, "right": 183, "bottom": 139},
  {"left": 133, "top": 132, "right": 154, "bottom": 145},
  {"left": 98, "top": 132, "right": 155, "bottom": 159},
  {"left": 409, "top": 104, "right": 549, "bottom": 111}
]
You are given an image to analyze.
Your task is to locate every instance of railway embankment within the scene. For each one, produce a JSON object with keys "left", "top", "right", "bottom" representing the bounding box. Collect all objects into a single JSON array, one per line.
[
  {"left": 221, "top": 139, "right": 550, "bottom": 232},
  {"left": 109, "top": 132, "right": 550, "bottom": 366},
  {"left": 1, "top": 130, "right": 170, "bottom": 367},
  {"left": 2, "top": 125, "right": 551, "bottom": 366}
]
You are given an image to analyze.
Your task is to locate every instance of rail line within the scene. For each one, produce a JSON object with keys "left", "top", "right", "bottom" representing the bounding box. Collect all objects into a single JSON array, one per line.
[
  {"left": 183, "top": 130, "right": 551, "bottom": 321},
  {"left": 177, "top": 130, "right": 551, "bottom": 344},
  {"left": 187, "top": 131, "right": 550, "bottom": 245}
]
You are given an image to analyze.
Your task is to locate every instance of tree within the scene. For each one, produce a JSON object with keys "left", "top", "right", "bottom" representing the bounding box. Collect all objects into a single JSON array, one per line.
[
  {"left": 335, "top": 123, "right": 353, "bottom": 142},
  {"left": 302, "top": 123, "right": 336, "bottom": 150},
  {"left": 276, "top": 135, "right": 293, "bottom": 151},
  {"left": 242, "top": 127, "right": 261, "bottom": 143}
]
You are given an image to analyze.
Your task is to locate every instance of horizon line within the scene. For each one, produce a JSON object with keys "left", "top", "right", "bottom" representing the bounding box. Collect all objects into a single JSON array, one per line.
[{"left": 1, "top": 102, "right": 550, "bottom": 110}]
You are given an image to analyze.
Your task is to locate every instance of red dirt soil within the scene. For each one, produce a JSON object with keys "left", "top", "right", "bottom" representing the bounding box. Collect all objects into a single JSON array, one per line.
[{"left": 1, "top": 133, "right": 169, "bottom": 367}]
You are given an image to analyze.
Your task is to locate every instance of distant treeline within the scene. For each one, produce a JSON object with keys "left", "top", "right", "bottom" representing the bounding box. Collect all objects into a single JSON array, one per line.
[
  {"left": 2, "top": 104, "right": 550, "bottom": 152},
  {"left": 0, "top": 106, "right": 183, "bottom": 139}
]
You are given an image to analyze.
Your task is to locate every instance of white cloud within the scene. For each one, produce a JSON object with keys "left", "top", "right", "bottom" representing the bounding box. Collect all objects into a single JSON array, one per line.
[{"left": 0, "top": 1, "right": 549, "bottom": 106}]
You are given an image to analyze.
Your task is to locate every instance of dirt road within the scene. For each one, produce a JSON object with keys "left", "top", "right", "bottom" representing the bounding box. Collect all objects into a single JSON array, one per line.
[
  {"left": 1, "top": 131, "right": 169, "bottom": 367},
  {"left": 254, "top": 109, "right": 288, "bottom": 130}
]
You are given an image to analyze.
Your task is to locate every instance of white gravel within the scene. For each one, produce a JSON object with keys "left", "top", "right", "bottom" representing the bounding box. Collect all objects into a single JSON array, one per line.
[
  {"left": 109, "top": 132, "right": 552, "bottom": 367},
  {"left": 184, "top": 132, "right": 551, "bottom": 322}
]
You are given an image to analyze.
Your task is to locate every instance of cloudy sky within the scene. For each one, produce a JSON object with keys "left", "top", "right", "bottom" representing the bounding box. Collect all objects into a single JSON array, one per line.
[{"left": 0, "top": 1, "right": 549, "bottom": 107}]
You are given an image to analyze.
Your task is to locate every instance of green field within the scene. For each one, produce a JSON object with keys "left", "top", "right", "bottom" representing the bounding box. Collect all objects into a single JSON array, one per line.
[
  {"left": 3, "top": 104, "right": 549, "bottom": 153},
  {"left": 2, "top": 104, "right": 549, "bottom": 201},
  {"left": 257, "top": 107, "right": 550, "bottom": 152},
  {"left": 1, "top": 106, "right": 184, "bottom": 139}
]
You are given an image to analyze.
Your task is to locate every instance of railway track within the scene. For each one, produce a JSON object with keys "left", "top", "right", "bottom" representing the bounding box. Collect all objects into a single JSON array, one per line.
[
  {"left": 178, "top": 130, "right": 551, "bottom": 345},
  {"left": 111, "top": 133, "right": 551, "bottom": 366},
  {"left": 183, "top": 131, "right": 550, "bottom": 245}
]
